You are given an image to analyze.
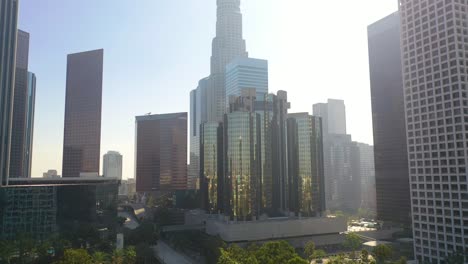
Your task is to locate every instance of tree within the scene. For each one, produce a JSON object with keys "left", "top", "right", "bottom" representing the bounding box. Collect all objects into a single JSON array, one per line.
[
  {"left": 343, "top": 233, "right": 362, "bottom": 258},
  {"left": 0, "top": 240, "right": 16, "bottom": 264},
  {"left": 312, "top": 249, "right": 327, "bottom": 260},
  {"left": 373, "top": 244, "right": 392, "bottom": 264},
  {"left": 254, "top": 241, "right": 302, "bottom": 264},
  {"left": 123, "top": 247, "right": 137, "bottom": 264},
  {"left": 92, "top": 251, "right": 109, "bottom": 264},
  {"left": 360, "top": 250, "right": 370, "bottom": 264},
  {"left": 287, "top": 256, "right": 309, "bottom": 264},
  {"left": 219, "top": 245, "right": 257, "bottom": 264},
  {"left": 53, "top": 249, "right": 94, "bottom": 264},
  {"left": 393, "top": 257, "right": 407, "bottom": 264},
  {"left": 304, "top": 241, "right": 316, "bottom": 260}
]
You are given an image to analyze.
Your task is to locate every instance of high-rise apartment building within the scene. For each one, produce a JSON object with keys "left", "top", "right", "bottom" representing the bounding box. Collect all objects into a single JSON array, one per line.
[
  {"left": 23, "top": 72, "right": 36, "bottom": 178},
  {"left": 189, "top": 77, "right": 209, "bottom": 190},
  {"left": 287, "top": 113, "right": 325, "bottom": 217},
  {"left": 62, "top": 49, "right": 103, "bottom": 178},
  {"left": 225, "top": 57, "right": 268, "bottom": 109},
  {"left": 368, "top": 12, "right": 411, "bottom": 225},
  {"left": 0, "top": 0, "right": 19, "bottom": 185},
  {"left": 208, "top": 0, "right": 248, "bottom": 122},
  {"left": 103, "top": 151, "right": 122, "bottom": 179},
  {"left": 399, "top": 0, "right": 468, "bottom": 261},
  {"left": 10, "top": 30, "right": 29, "bottom": 178},
  {"left": 135, "top": 113, "right": 187, "bottom": 195}
]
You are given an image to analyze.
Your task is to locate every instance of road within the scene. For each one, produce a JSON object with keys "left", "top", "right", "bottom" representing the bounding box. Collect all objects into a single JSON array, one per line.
[{"left": 154, "top": 241, "right": 197, "bottom": 264}]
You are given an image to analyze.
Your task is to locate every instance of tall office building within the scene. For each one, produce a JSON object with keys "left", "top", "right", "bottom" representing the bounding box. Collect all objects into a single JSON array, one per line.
[
  {"left": 189, "top": 77, "right": 209, "bottom": 190},
  {"left": 23, "top": 72, "right": 36, "bottom": 178},
  {"left": 356, "top": 143, "right": 376, "bottom": 212},
  {"left": 368, "top": 12, "right": 411, "bottom": 225},
  {"left": 62, "top": 49, "right": 103, "bottom": 178},
  {"left": 399, "top": 0, "right": 468, "bottom": 262},
  {"left": 200, "top": 122, "right": 224, "bottom": 213},
  {"left": 287, "top": 113, "right": 325, "bottom": 217},
  {"left": 0, "top": 0, "right": 19, "bottom": 185},
  {"left": 313, "top": 99, "right": 358, "bottom": 212},
  {"left": 103, "top": 151, "right": 122, "bottom": 179},
  {"left": 225, "top": 57, "right": 268, "bottom": 109},
  {"left": 313, "top": 99, "right": 347, "bottom": 136},
  {"left": 9, "top": 30, "right": 29, "bottom": 178},
  {"left": 208, "top": 0, "right": 248, "bottom": 122},
  {"left": 135, "top": 113, "right": 187, "bottom": 195}
]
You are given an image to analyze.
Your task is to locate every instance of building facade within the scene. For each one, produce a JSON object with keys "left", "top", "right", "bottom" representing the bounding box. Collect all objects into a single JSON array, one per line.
[
  {"left": 225, "top": 57, "right": 268, "bottom": 109},
  {"left": 189, "top": 77, "right": 209, "bottom": 190},
  {"left": 287, "top": 113, "right": 325, "bottom": 217},
  {"left": 200, "top": 122, "right": 224, "bottom": 213},
  {"left": 208, "top": 0, "right": 248, "bottom": 122},
  {"left": 356, "top": 143, "right": 376, "bottom": 213},
  {"left": 368, "top": 12, "right": 412, "bottom": 225},
  {"left": 135, "top": 113, "right": 187, "bottom": 195},
  {"left": 9, "top": 30, "right": 30, "bottom": 178},
  {"left": 62, "top": 49, "right": 103, "bottom": 178},
  {"left": 23, "top": 72, "right": 36, "bottom": 178},
  {"left": 399, "top": 0, "right": 468, "bottom": 261},
  {"left": 103, "top": 151, "right": 122, "bottom": 179},
  {"left": 0, "top": 0, "right": 19, "bottom": 185},
  {"left": 313, "top": 99, "right": 347, "bottom": 136}
]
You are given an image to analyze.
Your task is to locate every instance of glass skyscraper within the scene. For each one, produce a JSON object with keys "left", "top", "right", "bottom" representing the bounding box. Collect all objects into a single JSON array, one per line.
[
  {"left": 200, "top": 122, "right": 224, "bottom": 213},
  {"left": 23, "top": 72, "right": 36, "bottom": 178},
  {"left": 0, "top": 0, "right": 19, "bottom": 185},
  {"left": 225, "top": 57, "right": 268, "bottom": 109},
  {"left": 287, "top": 113, "right": 325, "bottom": 217},
  {"left": 62, "top": 49, "right": 103, "bottom": 178},
  {"left": 10, "top": 30, "right": 30, "bottom": 178}
]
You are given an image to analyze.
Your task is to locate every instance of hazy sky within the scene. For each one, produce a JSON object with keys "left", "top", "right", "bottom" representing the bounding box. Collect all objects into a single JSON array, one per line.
[{"left": 20, "top": 0, "right": 398, "bottom": 179}]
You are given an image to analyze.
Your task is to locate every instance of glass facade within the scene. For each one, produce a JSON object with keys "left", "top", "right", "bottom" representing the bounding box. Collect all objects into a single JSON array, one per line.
[
  {"left": 0, "top": 178, "right": 118, "bottom": 240},
  {"left": 224, "top": 111, "right": 260, "bottom": 220},
  {"left": 287, "top": 113, "right": 325, "bottom": 217},
  {"left": 23, "top": 72, "right": 36, "bottom": 178},
  {"left": 62, "top": 49, "right": 103, "bottom": 178},
  {"left": 135, "top": 113, "right": 188, "bottom": 194},
  {"left": 9, "top": 30, "right": 29, "bottom": 178},
  {"left": 200, "top": 122, "right": 223, "bottom": 213},
  {"left": 0, "top": 0, "right": 19, "bottom": 185}
]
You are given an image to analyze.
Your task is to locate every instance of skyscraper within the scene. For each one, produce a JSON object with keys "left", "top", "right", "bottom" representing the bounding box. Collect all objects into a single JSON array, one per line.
[
  {"left": 23, "top": 72, "right": 36, "bottom": 178},
  {"left": 9, "top": 30, "right": 30, "bottom": 178},
  {"left": 189, "top": 77, "right": 209, "bottom": 190},
  {"left": 368, "top": 12, "right": 411, "bottom": 225},
  {"left": 287, "top": 113, "right": 325, "bottom": 217},
  {"left": 103, "top": 151, "right": 122, "bottom": 179},
  {"left": 399, "top": 0, "right": 468, "bottom": 261},
  {"left": 0, "top": 0, "right": 19, "bottom": 185},
  {"left": 208, "top": 0, "right": 248, "bottom": 122},
  {"left": 62, "top": 49, "right": 103, "bottom": 178},
  {"left": 135, "top": 113, "right": 187, "bottom": 195},
  {"left": 356, "top": 143, "right": 376, "bottom": 213},
  {"left": 225, "top": 57, "right": 268, "bottom": 109},
  {"left": 313, "top": 99, "right": 347, "bottom": 136}
]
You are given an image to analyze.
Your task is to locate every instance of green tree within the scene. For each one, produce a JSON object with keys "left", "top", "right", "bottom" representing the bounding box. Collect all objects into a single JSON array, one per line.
[
  {"left": 373, "top": 244, "right": 392, "bottom": 264},
  {"left": 123, "top": 247, "right": 137, "bottom": 264},
  {"left": 343, "top": 233, "right": 362, "bottom": 258},
  {"left": 53, "top": 249, "right": 94, "bottom": 264},
  {"left": 0, "top": 240, "right": 16, "bottom": 264},
  {"left": 304, "top": 241, "right": 316, "bottom": 260},
  {"left": 312, "top": 249, "right": 327, "bottom": 260},
  {"left": 92, "top": 251, "right": 109, "bottom": 264},
  {"left": 217, "top": 249, "right": 238, "bottom": 264},
  {"left": 393, "top": 257, "right": 407, "bottom": 264},
  {"left": 254, "top": 241, "right": 301, "bottom": 264},
  {"left": 219, "top": 245, "right": 257, "bottom": 264},
  {"left": 287, "top": 256, "right": 309, "bottom": 264},
  {"left": 16, "top": 234, "right": 36, "bottom": 264},
  {"left": 360, "top": 249, "right": 370, "bottom": 264}
]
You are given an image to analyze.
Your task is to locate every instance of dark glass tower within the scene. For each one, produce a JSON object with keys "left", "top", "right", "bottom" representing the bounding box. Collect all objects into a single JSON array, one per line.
[
  {"left": 208, "top": 0, "right": 248, "bottom": 122},
  {"left": 135, "top": 113, "right": 188, "bottom": 194},
  {"left": 9, "top": 30, "right": 29, "bottom": 178},
  {"left": 367, "top": 12, "right": 411, "bottom": 225},
  {"left": 62, "top": 49, "right": 103, "bottom": 178},
  {"left": 0, "top": 0, "right": 19, "bottom": 185},
  {"left": 23, "top": 72, "right": 36, "bottom": 178}
]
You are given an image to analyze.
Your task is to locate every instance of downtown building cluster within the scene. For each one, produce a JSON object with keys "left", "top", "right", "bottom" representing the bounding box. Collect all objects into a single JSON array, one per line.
[
  {"left": 0, "top": 0, "right": 119, "bottom": 239},
  {"left": 188, "top": 0, "right": 326, "bottom": 221}
]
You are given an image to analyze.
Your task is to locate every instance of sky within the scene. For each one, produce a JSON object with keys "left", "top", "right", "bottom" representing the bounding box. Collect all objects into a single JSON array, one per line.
[{"left": 19, "top": 0, "right": 398, "bottom": 179}]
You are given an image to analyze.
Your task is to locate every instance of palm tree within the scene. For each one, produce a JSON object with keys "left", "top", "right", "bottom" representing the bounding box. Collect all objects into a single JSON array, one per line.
[{"left": 0, "top": 240, "right": 17, "bottom": 264}]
